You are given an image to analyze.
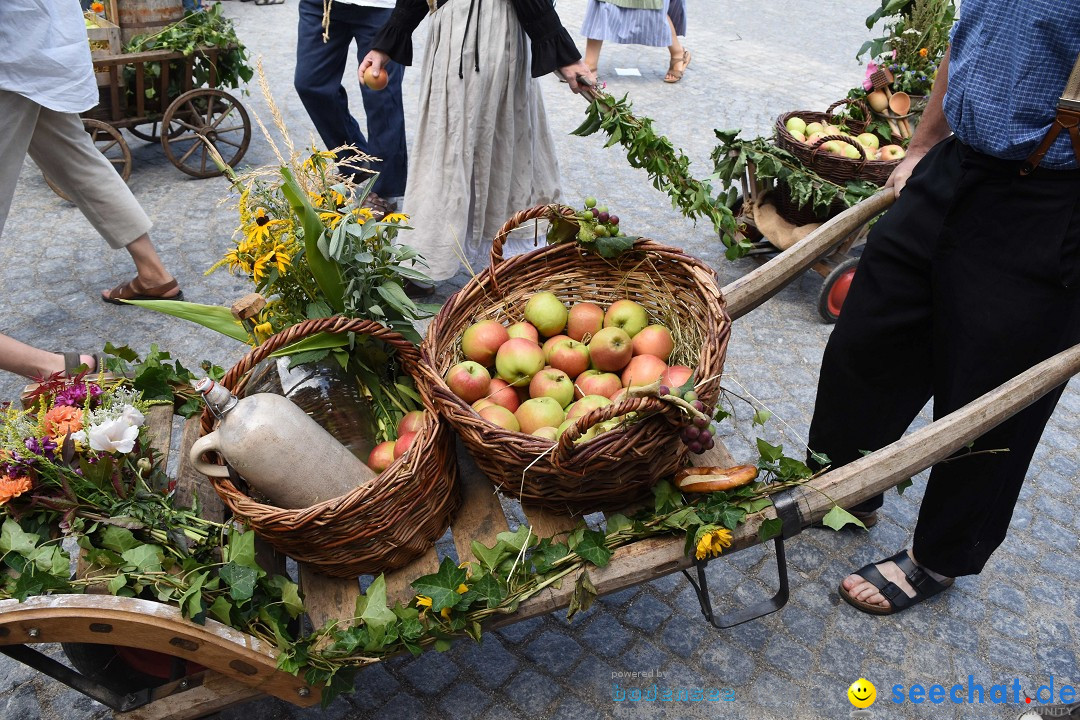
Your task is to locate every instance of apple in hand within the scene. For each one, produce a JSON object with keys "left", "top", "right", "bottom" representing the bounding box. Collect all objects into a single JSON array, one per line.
[
  {"left": 567, "top": 302, "right": 605, "bottom": 341},
  {"left": 621, "top": 355, "right": 668, "bottom": 389},
  {"left": 397, "top": 410, "right": 425, "bottom": 436},
  {"left": 604, "top": 300, "right": 649, "bottom": 337},
  {"left": 479, "top": 404, "right": 520, "bottom": 432},
  {"left": 575, "top": 369, "right": 622, "bottom": 399},
  {"left": 632, "top": 325, "right": 674, "bottom": 360},
  {"left": 524, "top": 292, "right": 568, "bottom": 337},
  {"left": 548, "top": 339, "right": 590, "bottom": 379},
  {"left": 495, "top": 338, "right": 546, "bottom": 386},
  {"left": 855, "top": 133, "right": 880, "bottom": 150},
  {"left": 507, "top": 322, "right": 539, "bottom": 343},
  {"left": 588, "top": 327, "right": 633, "bottom": 371},
  {"left": 487, "top": 378, "right": 520, "bottom": 412},
  {"left": 367, "top": 440, "right": 396, "bottom": 472},
  {"left": 394, "top": 431, "right": 417, "bottom": 459},
  {"left": 515, "top": 397, "right": 565, "bottom": 434},
  {"left": 363, "top": 66, "right": 388, "bottom": 91},
  {"left": 445, "top": 361, "right": 491, "bottom": 403},
  {"left": 879, "top": 144, "right": 906, "bottom": 161},
  {"left": 529, "top": 367, "right": 575, "bottom": 408},
  {"left": 461, "top": 320, "right": 509, "bottom": 365}
]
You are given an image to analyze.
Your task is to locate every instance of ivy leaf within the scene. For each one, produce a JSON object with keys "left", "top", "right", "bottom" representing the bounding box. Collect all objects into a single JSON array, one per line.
[
  {"left": 566, "top": 569, "right": 598, "bottom": 622},
  {"left": 737, "top": 498, "right": 772, "bottom": 514},
  {"left": 208, "top": 596, "right": 234, "bottom": 625},
  {"left": 471, "top": 539, "right": 512, "bottom": 574},
  {"left": 103, "top": 342, "right": 140, "bottom": 363},
  {"left": 594, "top": 234, "right": 635, "bottom": 258},
  {"left": 0, "top": 519, "right": 39, "bottom": 555},
  {"left": 715, "top": 505, "right": 747, "bottom": 531},
  {"left": 121, "top": 544, "right": 164, "bottom": 573},
  {"left": 573, "top": 529, "right": 613, "bottom": 568},
  {"left": 219, "top": 561, "right": 259, "bottom": 602},
  {"left": 107, "top": 573, "right": 128, "bottom": 595},
  {"left": 100, "top": 526, "right": 139, "bottom": 554},
  {"left": 411, "top": 557, "right": 468, "bottom": 612},
  {"left": 355, "top": 575, "right": 398, "bottom": 649},
  {"left": 752, "top": 409, "right": 772, "bottom": 427},
  {"left": 821, "top": 506, "right": 867, "bottom": 531},
  {"left": 268, "top": 576, "right": 304, "bottom": 618},
  {"left": 652, "top": 480, "right": 683, "bottom": 513},
  {"left": 225, "top": 529, "right": 258, "bottom": 570},
  {"left": 756, "top": 438, "right": 784, "bottom": 463},
  {"left": 809, "top": 451, "right": 831, "bottom": 468},
  {"left": 896, "top": 478, "right": 913, "bottom": 495},
  {"left": 530, "top": 538, "right": 570, "bottom": 574},
  {"left": 496, "top": 526, "right": 537, "bottom": 554},
  {"left": 759, "top": 518, "right": 784, "bottom": 542},
  {"left": 777, "top": 456, "right": 813, "bottom": 480},
  {"left": 604, "top": 514, "right": 633, "bottom": 535},
  {"left": 467, "top": 573, "right": 507, "bottom": 608}
]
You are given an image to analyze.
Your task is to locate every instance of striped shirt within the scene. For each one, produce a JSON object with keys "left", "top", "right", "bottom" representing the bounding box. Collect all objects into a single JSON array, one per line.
[{"left": 944, "top": 0, "right": 1080, "bottom": 169}]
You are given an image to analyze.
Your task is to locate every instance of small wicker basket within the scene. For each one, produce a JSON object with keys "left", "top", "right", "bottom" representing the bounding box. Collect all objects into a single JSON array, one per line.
[
  {"left": 418, "top": 204, "right": 731, "bottom": 513},
  {"left": 197, "top": 316, "right": 460, "bottom": 578}
]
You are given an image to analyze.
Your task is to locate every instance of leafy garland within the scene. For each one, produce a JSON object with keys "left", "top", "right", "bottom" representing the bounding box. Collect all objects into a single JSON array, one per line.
[{"left": 711, "top": 130, "right": 880, "bottom": 217}]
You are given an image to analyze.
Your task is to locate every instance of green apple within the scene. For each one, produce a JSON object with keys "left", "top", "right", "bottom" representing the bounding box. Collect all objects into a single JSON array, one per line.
[
  {"left": 588, "top": 327, "right": 633, "bottom": 371},
  {"left": 529, "top": 367, "right": 575, "bottom": 408},
  {"left": 856, "top": 133, "right": 880, "bottom": 150},
  {"left": 516, "top": 397, "right": 565, "bottom": 434},
  {"left": 785, "top": 117, "right": 807, "bottom": 135},
  {"left": 524, "top": 292, "right": 568, "bottom": 337},
  {"left": 495, "top": 338, "right": 545, "bottom": 387},
  {"left": 603, "top": 300, "right": 649, "bottom": 337},
  {"left": 804, "top": 122, "right": 825, "bottom": 136}
]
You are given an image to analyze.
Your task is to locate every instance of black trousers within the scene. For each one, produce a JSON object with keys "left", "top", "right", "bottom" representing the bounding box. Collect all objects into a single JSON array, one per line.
[{"left": 807, "top": 137, "right": 1080, "bottom": 577}]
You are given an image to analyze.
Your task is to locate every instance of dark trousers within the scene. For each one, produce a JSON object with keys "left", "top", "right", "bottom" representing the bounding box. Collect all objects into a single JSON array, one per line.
[
  {"left": 294, "top": 0, "right": 407, "bottom": 197},
  {"left": 807, "top": 137, "right": 1080, "bottom": 577}
]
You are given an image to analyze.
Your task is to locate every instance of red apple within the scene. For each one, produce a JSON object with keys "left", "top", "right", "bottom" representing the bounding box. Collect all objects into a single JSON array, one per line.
[
  {"left": 445, "top": 361, "right": 491, "bottom": 403},
  {"left": 621, "top": 355, "right": 668, "bottom": 389},
  {"left": 461, "top": 320, "right": 509, "bottom": 366},
  {"left": 575, "top": 369, "right": 622, "bottom": 399},
  {"left": 610, "top": 387, "right": 629, "bottom": 405},
  {"left": 662, "top": 365, "right": 693, "bottom": 390},
  {"left": 548, "top": 339, "right": 590, "bottom": 379},
  {"left": 566, "top": 394, "right": 612, "bottom": 421},
  {"left": 588, "top": 327, "right": 633, "bottom": 371},
  {"left": 523, "top": 292, "right": 568, "bottom": 337},
  {"left": 542, "top": 334, "right": 571, "bottom": 361},
  {"left": 393, "top": 431, "right": 417, "bottom": 459},
  {"left": 495, "top": 338, "right": 545, "bottom": 387},
  {"left": 515, "top": 397, "right": 566, "bottom": 434},
  {"left": 507, "top": 322, "right": 539, "bottom": 343},
  {"left": 479, "top": 404, "right": 520, "bottom": 432},
  {"left": 529, "top": 367, "right": 575, "bottom": 408},
  {"left": 363, "top": 66, "right": 388, "bottom": 91},
  {"left": 879, "top": 144, "right": 906, "bottom": 161},
  {"left": 367, "top": 440, "right": 396, "bottom": 472},
  {"left": 567, "top": 302, "right": 605, "bottom": 341},
  {"left": 604, "top": 300, "right": 649, "bottom": 337},
  {"left": 632, "top": 325, "right": 674, "bottom": 360},
  {"left": 486, "top": 378, "right": 520, "bottom": 412},
  {"left": 396, "top": 410, "right": 426, "bottom": 436}
]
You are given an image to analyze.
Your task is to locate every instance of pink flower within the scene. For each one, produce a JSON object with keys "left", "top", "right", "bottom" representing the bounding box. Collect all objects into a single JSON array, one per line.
[{"left": 862, "top": 61, "right": 879, "bottom": 91}]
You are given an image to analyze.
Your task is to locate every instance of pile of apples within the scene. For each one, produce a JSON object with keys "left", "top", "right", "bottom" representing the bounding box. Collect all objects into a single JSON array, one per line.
[
  {"left": 443, "top": 292, "right": 694, "bottom": 443},
  {"left": 366, "top": 410, "right": 426, "bottom": 473},
  {"left": 783, "top": 116, "right": 905, "bottom": 162}
]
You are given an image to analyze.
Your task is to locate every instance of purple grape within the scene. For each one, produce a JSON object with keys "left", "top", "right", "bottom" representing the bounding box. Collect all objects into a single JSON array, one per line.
[
  {"left": 698, "top": 429, "right": 712, "bottom": 442},
  {"left": 597, "top": 211, "right": 610, "bottom": 223},
  {"left": 684, "top": 426, "right": 701, "bottom": 441},
  {"left": 687, "top": 441, "right": 703, "bottom": 453},
  {"left": 692, "top": 400, "right": 706, "bottom": 413},
  {"left": 703, "top": 436, "right": 715, "bottom": 450},
  {"left": 693, "top": 416, "right": 708, "bottom": 428},
  {"left": 609, "top": 215, "right": 620, "bottom": 225},
  {"left": 658, "top": 385, "right": 670, "bottom": 397}
]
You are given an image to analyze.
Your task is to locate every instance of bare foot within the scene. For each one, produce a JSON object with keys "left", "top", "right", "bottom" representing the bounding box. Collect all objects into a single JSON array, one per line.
[{"left": 841, "top": 550, "right": 951, "bottom": 611}]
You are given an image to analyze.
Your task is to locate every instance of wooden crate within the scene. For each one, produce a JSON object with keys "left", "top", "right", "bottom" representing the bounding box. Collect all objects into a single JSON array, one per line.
[{"left": 85, "top": 13, "right": 122, "bottom": 87}]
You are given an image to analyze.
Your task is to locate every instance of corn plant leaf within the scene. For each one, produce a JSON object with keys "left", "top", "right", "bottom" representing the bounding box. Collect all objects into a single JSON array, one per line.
[
  {"left": 281, "top": 167, "right": 345, "bottom": 312},
  {"left": 123, "top": 300, "right": 250, "bottom": 343}
]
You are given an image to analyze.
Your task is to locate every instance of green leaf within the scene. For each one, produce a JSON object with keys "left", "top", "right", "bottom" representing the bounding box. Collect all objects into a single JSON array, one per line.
[
  {"left": 120, "top": 544, "right": 164, "bottom": 573},
  {"left": 604, "top": 514, "right": 633, "bottom": 534},
  {"left": 471, "top": 540, "right": 512, "bottom": 574},
  {"left": 0, "top": 520, "right": 40, "bottom": 555},
  {"left": 737, "top": 497, "right": 772, "bottom": 514},
  {"left": 219, "top": 561, "right": 259, "bottom": 602},
  {"left": 355, "top": 575, "right": 398, "bottom": 649},
  {"left": 821, "top": 506, "right": 867, "bottom": 531},
  {"left": 467, "top": 573, "right": 507, "bottom": 608},
  {"left": 225, "top": 529, "right": 257, "bottom": 569},
  {"left": 208, "top": 596, "right": 234, "bottom": 625},
  {"left": 268, "top": 332, "right": 349, "bottom": 358},
  {"left": 108, "top": 573, "right": 128, "bottom": 595},
  {"left": 895, "top": 478, "right": 913, "bottom": 495},
  {"left": 103, "top": 342, "right": 140, "bottom": 363},
  {"left": 530, "top": 539, "right": 569, "bottom": 574},
  {"left": 652, "top": 480, "right": 683, "bottom": 513},
  {"left": 758, "top": 517, "right": 784, "bottom": 542},
  {"left": 594, "top": 233, "right": 636, "bottom": 258},
  {"left": 268, "top": 576, "right": 305, "bottom": 618},
  {"left": 752, "top": 409, "right": 772, "bottom": 427},
  {"left": 715, "top": 505, "right": 746, "bottom": 531},
  {"left": 122, "top": 299, "right": 249, "bottom": 343},
  {"left": 411, "top": 557, "right": 468, "bottom": 612},
  {"left": 566, "top": 569, "right": 597, "bottom": 622},
  {"left": 496, "top": 526, "right": 537, "bottom": 554},
  {"left": 281, "top": 167, "right": 345, "bottom": 312},
  {"left": 573, "top": 529, "right": 613, "bottom": 568},
  {"left": 756, "top": 438, "right": 784, "bottom": 463},
  {"left": 808, "top": 451, "right": 831, "bottom": 468}
]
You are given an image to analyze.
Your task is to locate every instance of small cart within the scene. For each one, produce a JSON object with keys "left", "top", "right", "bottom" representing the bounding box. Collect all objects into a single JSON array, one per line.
[{"left": 45, "top": 45, "right": 251, "bottom": 199}]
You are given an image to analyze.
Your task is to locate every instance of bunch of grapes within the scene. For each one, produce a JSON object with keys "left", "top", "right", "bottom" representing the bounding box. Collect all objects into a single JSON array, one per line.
[
  {"left": 581, "top": 197, "right": 624, "bottom": 238},
  {"left": 659, "top": 385, "right": 716, "bottom": 454}
]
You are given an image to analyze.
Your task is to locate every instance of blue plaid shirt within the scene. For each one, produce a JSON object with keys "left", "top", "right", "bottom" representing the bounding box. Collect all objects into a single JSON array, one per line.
[{"left": 944, "top": 0, "right": 1080, "bottom": 169}]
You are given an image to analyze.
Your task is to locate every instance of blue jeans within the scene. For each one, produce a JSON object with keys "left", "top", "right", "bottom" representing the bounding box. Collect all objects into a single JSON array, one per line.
[{"left": 294, "top": 0, "right": 407, "bottom": 197}]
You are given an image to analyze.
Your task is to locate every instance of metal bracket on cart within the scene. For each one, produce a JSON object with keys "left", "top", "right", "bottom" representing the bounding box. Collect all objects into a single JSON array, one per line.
[
  {"left": 0, "top": 645, "right": 158, "bottom": 712},
  {"left": 681, "top": 490, "right": 803, "bottom": 628}
]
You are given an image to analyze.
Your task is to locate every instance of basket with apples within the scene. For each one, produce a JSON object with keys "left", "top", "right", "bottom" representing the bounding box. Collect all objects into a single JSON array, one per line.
[{"left": 418, "top": 202, "right": 730, "bottom": 512}]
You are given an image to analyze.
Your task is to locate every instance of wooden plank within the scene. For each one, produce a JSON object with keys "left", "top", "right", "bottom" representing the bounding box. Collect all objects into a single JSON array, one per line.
[
  {"left": 144, "top": 405, "right": 174, "bottom": 470},
  {"left": 298, "top": 570, "right": 360, "bottom": 631},
  {"left": 384, "top": 549, "right": 441, "bottom": 607},
  {"left": 124, "top": 671, "right": 263, "bottom": 720},
  {"left": 174, "top": 417, "right": 225, "bottom": 522},
  {"left": 450, "top": 454, "right": 509, "bottom": 563},
  {"left": 520, "top": 503, "right": 580, "bottom": 541}
]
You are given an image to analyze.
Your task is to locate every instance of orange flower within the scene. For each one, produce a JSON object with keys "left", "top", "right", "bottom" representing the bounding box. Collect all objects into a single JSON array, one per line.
[
  {"left": 90, "top": 1, "right": 105, "bottom": 12},
  {"left": 0, "top": 475, "right": 33, "bottom": 505},
  {"left": 43, "top": 405, "right": 83, "bottom": 439},
  {"left": 919, "top": 48, "right": 929, "bottom": 58}
]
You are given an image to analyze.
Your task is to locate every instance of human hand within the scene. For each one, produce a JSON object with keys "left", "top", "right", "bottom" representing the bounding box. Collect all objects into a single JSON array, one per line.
[
  {"left": 359, "top": 50, "right": 391, "bottom": 83},
  {"left": 884, "top": 149, "right": 927, "bottom": 199},
  {"left": 558, "top": 60, "right": 597, "bottom": 94}
]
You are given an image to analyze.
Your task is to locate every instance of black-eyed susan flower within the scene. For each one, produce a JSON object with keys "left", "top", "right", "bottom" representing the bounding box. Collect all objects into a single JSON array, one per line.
[{"left": 383, "top": 212, "right": 410, "bottom": 224}]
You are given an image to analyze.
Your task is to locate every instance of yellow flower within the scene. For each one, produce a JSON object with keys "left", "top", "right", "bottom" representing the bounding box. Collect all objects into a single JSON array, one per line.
[
  {"left": 694, "top": 526, "right": 733, "bottom": 560},
  {"left": 415, "top": 595, "right": 433, "bottom": 609},
  {"left": 270, "top": 244, "right": 291, "bottom": 273},
  {"left": 353, "top": 207, "right": 374, "bottom": 222},
  {"left": 440, "top": 607, "right": 452, "bottom": 620},
  {"left": 919, "top": 47, "right": 929, "bottom": 58},
  {"left": 253, "top": 322, "right": 273, "bottom": 343},
  {"left": 456, "top": 583, "right": 469, "bottom": 594},
  {"left": 301, "top": 149, "right": 338, "bottom": 174},
  {"left": 252, "top": 250, "right": 275, "bottom": 283},
  {"left": 320, "top": 211, "right": 344, "bottom": 229},
  {"left": 382, "top": 212, "right": 409, "bottom": 224}
]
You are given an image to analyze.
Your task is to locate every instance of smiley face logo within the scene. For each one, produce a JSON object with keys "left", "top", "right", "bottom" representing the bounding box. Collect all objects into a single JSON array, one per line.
[{"left": 847, "top": 678, "right": 876, "bottom": 708}]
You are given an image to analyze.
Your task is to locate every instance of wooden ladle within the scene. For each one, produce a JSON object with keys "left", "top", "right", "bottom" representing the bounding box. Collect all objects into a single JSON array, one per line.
[{"left": 889, "top": 91, "right": 912, "bottom": 138}]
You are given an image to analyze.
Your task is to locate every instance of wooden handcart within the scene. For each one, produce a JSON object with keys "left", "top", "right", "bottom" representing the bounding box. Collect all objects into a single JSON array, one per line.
[
  {"left": 3, "top": 192, "right": 1080, "bottom": 718},
  {"left": 44, "top": 44, "right": 251, "bottom": 200}
]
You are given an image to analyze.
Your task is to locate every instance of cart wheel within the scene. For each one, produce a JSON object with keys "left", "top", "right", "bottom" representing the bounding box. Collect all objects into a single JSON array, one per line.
[
  {"left": 128, "top": 120, "right": 183, "bottom": 143},
  {"left": 43, "top": 118, "right": 132, "bottom": 202},
  {"left": 61, "top": 643, "right": 203, "bottom": 694},
  {"left": 161, "top": 88, "right": 251, "bottom": 178},
  {"left": 817, "top": 257, "right": 859, "bottom": 323}
]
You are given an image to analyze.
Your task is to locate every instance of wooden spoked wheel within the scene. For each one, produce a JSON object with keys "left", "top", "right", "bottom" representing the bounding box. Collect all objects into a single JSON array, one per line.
[
  {"left": 128, "top": 119, "right": 184, "bottom": 143},
  {"left": 44, "top": 118, "right": 132, "bottom": 202},
  {"left": 161, "top": 88, "right": 251, "bottom": 178}
]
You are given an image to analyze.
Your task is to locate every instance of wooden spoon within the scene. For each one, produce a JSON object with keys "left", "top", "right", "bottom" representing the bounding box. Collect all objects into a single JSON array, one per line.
[{"left": 890, "top": 92, "right": 912, "bottom": 138}]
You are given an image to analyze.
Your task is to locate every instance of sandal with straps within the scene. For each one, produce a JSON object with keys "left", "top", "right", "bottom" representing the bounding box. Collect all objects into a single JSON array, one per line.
[
  {"left": 102, "top": 277, "right": 183, "bottom": 305},
  {"left": 839, "top": 549, "right": 954, "bottom": 616},
  {"left": 59, "top": 352, "right": 103, "bottom": 376},
  {"left": 664, "top": 49, "right": 691, "bottom": 84}
]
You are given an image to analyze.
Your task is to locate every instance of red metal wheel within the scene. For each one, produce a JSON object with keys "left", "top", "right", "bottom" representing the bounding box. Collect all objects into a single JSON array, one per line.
[{"left": 817, "top": 257, "right": 859, "bottom": 323}]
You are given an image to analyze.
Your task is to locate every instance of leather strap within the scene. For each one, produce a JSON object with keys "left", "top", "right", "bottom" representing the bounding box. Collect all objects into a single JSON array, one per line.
[{"left": 1022, "top": 52, "right": 1080, "bottom": 174}]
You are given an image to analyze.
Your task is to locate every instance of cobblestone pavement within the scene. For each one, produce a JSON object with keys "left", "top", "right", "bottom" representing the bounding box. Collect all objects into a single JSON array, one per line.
[{"left": 3, "top": 1, "right": 1079, "bottom": 719}]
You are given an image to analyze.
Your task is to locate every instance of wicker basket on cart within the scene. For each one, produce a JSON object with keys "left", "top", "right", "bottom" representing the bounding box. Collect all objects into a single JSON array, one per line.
[
  {"left": 418, "top": 204, "right": 731, "bottom": 513},
  {"left": 197, "top": 316, "right": 460, "bottom": 578}
]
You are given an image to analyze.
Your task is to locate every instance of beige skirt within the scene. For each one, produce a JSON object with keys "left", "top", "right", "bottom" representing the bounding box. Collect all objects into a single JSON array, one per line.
[{"left": 402, "top": 0, "right": 562, "bottom": 281}]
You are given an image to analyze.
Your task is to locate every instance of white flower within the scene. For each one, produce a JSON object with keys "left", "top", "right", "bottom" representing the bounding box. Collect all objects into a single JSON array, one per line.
[
  {"left": 69, "top": 430, "right": 87, "bottom": 446},
  {"left": 87, "top": 417, "right": 139, "bottom": 454},
  {"left": 119, "top": 404, "right": 145, "bottom": 427}
]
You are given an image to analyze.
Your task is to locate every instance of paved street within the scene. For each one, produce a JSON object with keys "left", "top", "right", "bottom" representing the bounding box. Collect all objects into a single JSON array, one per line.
[{"left": 2, "top": 1, "right": 1078, "bottom": 718}]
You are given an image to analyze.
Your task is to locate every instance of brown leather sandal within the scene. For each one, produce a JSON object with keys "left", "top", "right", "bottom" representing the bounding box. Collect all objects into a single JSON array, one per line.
[
  {"left": 361, "top": 192, "right": 395, "bottom": 220},
  {"left": 664, "top": 49, "right": 692, "bottom": 83},
  {"left": 102, "top": 277, "right": 183, "bottom": 305}
]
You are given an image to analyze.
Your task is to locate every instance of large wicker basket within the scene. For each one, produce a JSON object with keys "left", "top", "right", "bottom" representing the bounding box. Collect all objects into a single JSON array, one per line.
[
  {"left": 197, "top": 316, "right": 460, "bottom": 577},
  {"left": 418, "top": 204, "right": 731, "bottom": 513}
]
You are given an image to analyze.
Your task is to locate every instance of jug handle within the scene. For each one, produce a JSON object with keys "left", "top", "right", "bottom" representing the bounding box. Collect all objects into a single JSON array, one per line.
[{"left": 189, "top": 432, "right": 231, "bottom": 478}]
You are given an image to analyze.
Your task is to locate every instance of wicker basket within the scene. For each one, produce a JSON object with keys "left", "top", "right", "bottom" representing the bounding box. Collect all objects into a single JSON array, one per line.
[
  {"left": 418, "top": 204, "right": 731, "bottom": 513},
  {"left": 773, "top": 179, "right": 847, "bottom": 226},
  {"left": 776, "top": 99, "right": 900, "bottom": 186},
  {"left": 197, "top": 316, "right": 460, "bottom": 578}
]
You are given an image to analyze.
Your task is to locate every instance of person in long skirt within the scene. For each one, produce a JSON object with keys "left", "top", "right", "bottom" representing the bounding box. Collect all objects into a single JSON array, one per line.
[
  {"left": 582, "top": 0, "right": 690, "bottom": 83},
  {"left": 358, "top": 0, "right": 593, "bottom": 286}
]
